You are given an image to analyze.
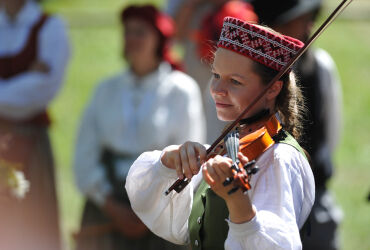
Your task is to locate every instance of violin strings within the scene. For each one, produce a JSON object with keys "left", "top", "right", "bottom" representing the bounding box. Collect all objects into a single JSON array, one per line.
[
  {"left": 225, "top": 129, "right": 240, "bottom": 167},
  {"left": 235, "top": 130, "right": 240, "bottom": 164}
]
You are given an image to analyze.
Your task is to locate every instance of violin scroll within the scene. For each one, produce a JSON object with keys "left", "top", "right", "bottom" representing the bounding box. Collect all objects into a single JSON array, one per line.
[{"left": 222, "top": 160, "right": 259, "bottom": 195}]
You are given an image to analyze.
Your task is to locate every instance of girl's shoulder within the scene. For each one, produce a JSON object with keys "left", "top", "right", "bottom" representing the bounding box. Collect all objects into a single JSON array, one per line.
[
  {"left": 256, "top": 139, "right": 310, "bottom": 178},
  {"left": 273, "top": 142, "right": 307, "bottom": 165}
]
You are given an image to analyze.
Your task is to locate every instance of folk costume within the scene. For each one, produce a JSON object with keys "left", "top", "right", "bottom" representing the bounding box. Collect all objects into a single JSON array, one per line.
[
  {"left": 0, "top": 1, "right": 69, "bottom": 250},
  {"left": 74, "top": 5, "right": 204, "bottom": 250},
  {"left": 126, "top": 18, "right": 315, "bottom": 250}
]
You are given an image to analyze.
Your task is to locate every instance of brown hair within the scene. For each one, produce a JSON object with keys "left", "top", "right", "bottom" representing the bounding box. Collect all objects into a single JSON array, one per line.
[
  {"left": 253, "top": 62, "right": 305, "bottom": 140},
  {"left": 249, "top": 25, "right": 305, "bottom": 140}
]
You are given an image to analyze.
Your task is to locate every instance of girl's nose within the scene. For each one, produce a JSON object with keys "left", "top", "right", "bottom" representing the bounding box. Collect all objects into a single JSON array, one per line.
[{"left": 210, "top": 78, "right": 227, "bottom": 96}]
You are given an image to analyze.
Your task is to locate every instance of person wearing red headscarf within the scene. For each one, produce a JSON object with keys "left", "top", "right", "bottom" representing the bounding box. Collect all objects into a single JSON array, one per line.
[{"left": 73, "top": 4, "right": 204, "bottom": 250}]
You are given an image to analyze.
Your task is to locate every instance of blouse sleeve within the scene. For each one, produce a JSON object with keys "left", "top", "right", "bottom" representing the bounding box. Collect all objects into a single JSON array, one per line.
[
  {"left": 125, "top": 150, "right": 202, "bottom": 245},
  {"left": 0, "top": 16, "right": 70, "bottom": 119},
  {"left": 224, "top": 144, "right": 315, "bottom": 250},
  {"left": 73, "top": 88, "right": 113, "bottom": 206},
  {"left": 167, "top": 71, "right": 206, "bottom": 144}
]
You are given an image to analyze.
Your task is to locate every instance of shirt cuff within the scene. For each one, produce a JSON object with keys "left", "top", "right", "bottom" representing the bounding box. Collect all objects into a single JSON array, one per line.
[
  {"left": 155, "top": 151, "right": 179, "bottom": 179},
  {"left": 226, "top": 206, "right": 262, "bottom": 238}
]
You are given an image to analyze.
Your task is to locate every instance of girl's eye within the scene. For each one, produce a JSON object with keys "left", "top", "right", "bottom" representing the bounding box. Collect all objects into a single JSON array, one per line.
[
  {"left": 213, "top": 72, "right": 220, "bottom": 79},
  {"left": 231, "top": 78, "right": 242, "bottom": 85}
]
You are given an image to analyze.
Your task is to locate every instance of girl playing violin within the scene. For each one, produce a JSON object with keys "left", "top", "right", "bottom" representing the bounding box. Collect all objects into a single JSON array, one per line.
[{"left": 126, "top": 17, "right": 315, "bottom": 250}]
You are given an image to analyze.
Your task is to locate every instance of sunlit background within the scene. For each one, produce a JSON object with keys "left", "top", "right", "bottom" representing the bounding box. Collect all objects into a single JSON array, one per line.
[{"left": 41, "top": 0, "right": 370, "bottom": 249}]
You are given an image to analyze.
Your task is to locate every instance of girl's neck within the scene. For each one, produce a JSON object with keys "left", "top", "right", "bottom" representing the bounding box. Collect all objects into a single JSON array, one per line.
[{"left": 238, "top": 109, "right": 271, "bottom": 135}]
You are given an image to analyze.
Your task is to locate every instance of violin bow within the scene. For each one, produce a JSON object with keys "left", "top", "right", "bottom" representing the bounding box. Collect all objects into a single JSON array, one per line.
[{"left": 165, "top": 0, "right": 353, "bottom": 195}]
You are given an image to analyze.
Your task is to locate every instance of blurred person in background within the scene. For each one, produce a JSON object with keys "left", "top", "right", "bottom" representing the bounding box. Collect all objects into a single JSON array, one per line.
[
  {"left": 73, "top": 4, "right": 204, "bottom": 250},
  {"left": 249, "top": 0, "right": 343, "bottom": 249},
  {"left": 165, "top": 0, "right": 258, "bottom": 143},
  {"left": 0, "top": 0, "right": 70, "bottom": 249}
]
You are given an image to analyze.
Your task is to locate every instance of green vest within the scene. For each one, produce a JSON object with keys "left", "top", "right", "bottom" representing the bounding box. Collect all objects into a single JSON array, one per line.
[{"left": 188, "top": 130, "right": 306, "bottom": 250}]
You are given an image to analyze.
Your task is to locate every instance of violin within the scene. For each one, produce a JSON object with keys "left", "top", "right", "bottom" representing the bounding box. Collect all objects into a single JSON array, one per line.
[
  {"left": 164, "top": 0, "right": 353, "bottom": 195},
  {"left": 165, "top": 113, "right": 283, "bottom": 195}
]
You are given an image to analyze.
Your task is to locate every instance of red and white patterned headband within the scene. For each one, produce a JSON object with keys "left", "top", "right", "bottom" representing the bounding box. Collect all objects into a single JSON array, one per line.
[{"left": 217, "top": 17, "right": 304, "bottom": 71}]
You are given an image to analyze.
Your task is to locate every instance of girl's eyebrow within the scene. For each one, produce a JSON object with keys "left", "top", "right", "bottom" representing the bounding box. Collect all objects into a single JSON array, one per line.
[
  {"left": 230, "top": 73, "right": 247, "bottom": 80},
  {"left": 211, "top": 65, "right": 247, "bottom": 80}
]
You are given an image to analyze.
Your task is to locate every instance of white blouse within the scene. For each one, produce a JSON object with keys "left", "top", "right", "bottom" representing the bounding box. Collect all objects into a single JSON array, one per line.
[
  {"left": 0, "top": 0, "right": 70, "bottom": 119},
  {"left": 74, "top": 62, "right": 206, "bottom": 206},
  {"left": 126, "top": 143, "right": 315, "bottom": 250}
]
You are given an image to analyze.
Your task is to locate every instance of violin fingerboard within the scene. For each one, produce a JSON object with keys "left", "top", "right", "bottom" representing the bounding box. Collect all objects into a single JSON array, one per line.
[{"left": 225, "top": 130, "right": 240, "bottom": 163}]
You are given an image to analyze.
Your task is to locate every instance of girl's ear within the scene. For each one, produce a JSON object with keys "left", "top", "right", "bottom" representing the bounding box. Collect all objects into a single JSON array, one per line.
[{"left": 266, "top": 80, "right": 283, "bottom": 100}]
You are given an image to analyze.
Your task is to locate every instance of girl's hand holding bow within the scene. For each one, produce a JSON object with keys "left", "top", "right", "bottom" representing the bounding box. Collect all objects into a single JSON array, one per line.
[{"left": 161, "top": 141, "right": 207, "bottom": 180}]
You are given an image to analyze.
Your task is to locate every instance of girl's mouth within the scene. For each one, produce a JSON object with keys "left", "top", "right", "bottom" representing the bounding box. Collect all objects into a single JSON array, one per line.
[{"left": 215, "top": 102, "right": 233, "bottom": 108}]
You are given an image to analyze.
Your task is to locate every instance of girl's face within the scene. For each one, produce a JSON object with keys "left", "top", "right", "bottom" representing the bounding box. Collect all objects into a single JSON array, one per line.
[
  {"left": 123, "top": 18, "right": 159, "bottom": 63},
  {"left": 210, "top": 48, "right": 268, "bottom": 121}
]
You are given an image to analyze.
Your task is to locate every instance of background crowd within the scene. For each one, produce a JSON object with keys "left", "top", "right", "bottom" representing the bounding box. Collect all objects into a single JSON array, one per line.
[{"left": 0, "top": 0, "right": 369, "bottom": 250}]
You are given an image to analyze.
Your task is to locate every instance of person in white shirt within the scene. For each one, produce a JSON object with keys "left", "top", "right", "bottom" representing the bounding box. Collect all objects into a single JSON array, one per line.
[
  {"left": 0, "top": 0, "right": 69, "bottom": 249},
  {"left": 73, "top": 5, "right": 204, "bottom": 250},
  {"left": 126, "top": 17, "right": 315, "bottom": 250}
]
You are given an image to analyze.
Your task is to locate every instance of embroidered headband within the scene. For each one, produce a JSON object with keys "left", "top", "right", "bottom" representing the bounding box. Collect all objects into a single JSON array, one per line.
[{"left": 217, "top": 17, "right": 304, "bottom": 71}]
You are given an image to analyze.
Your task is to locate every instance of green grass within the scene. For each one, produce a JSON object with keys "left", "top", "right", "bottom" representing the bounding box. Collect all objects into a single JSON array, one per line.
[
  {"left": 41, "top": 1, "right": 370, "bottom": 249},
  {"left": 315, "top": 19, "right": 370, "bottom": 250}
]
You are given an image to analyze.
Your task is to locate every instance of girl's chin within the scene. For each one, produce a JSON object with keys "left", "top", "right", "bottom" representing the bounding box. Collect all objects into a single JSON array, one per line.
[{"left": 216, "top": 113, "right": 236, "bottom": 122}]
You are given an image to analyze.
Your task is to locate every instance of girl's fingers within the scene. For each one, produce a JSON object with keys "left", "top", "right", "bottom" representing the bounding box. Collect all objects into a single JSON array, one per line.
[
  {"left": 202, "top": 164, "right": 215, "bottom": 185},
  {"left": 214, "top": 155, "right": 233, "bottom": 177},
  {"left": 195, "top": 143, "right": 207, "bottom": 164},
  {"left": 238, "top": 152, "right": 249, "bottom": 165},
  {"left": 161, "top": 143, "right": 206, "bottom": 180},
  {"left": 206, "top": 162, "right": 221, "bottom": 183},
  {"left": 203, "top": 156, "right": 233, "bottom": 188},
  {"left": 180, "top": 145, "right": 192, "bottom": 179},
  {"left": 174, "top": 153, "right": 183, "bottom": 179},
  {"left": 186, "top": 143, "right": 199, "bottom": 175}
]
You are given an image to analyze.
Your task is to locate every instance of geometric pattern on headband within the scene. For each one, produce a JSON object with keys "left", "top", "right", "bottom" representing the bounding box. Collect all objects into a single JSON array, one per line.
[{"left": 217, "top": 17, "right": 304, "bottom": 71}]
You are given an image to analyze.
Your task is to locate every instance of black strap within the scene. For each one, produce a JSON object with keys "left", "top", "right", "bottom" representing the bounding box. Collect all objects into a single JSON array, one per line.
[
  {"left": 272, "top": 129, "right": 288, "bottom": 143},
  {"left": 239, "top": 109, "right": 270, "bottom": 125},
  {"left": 100, "top": 149, "right": 129, "bottom": 203}
]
